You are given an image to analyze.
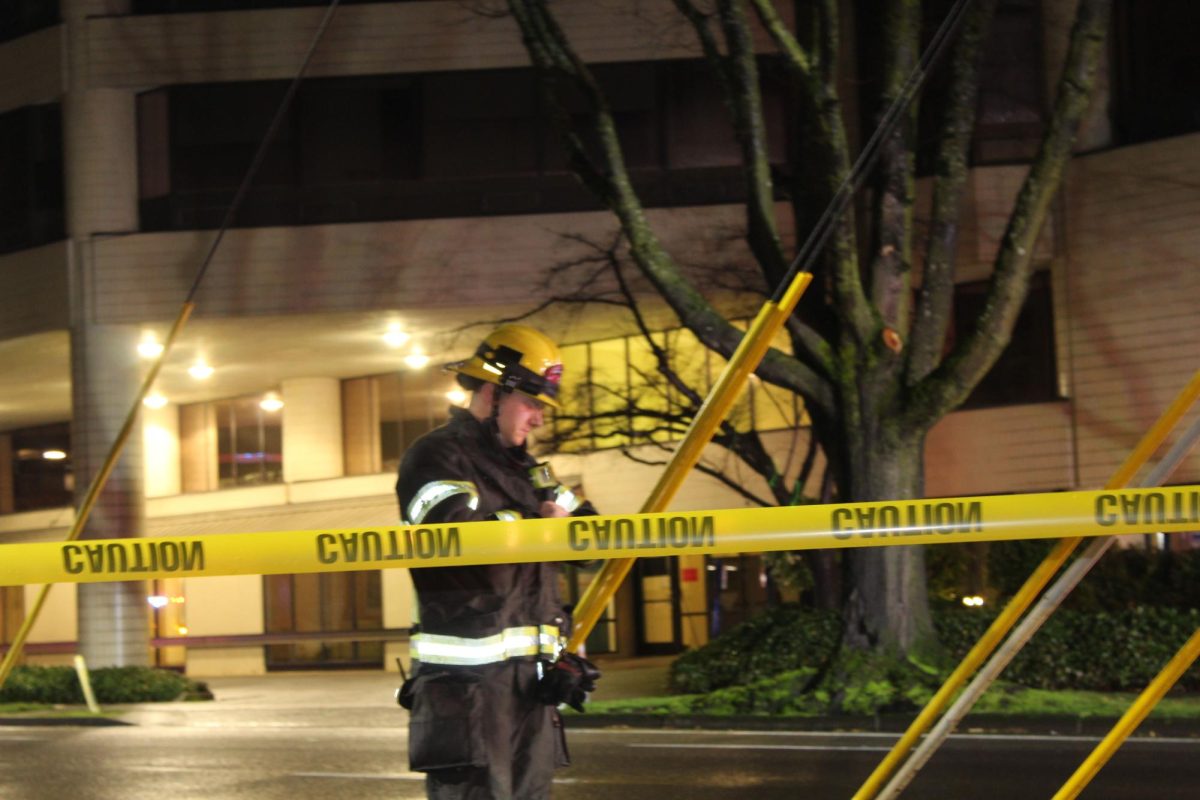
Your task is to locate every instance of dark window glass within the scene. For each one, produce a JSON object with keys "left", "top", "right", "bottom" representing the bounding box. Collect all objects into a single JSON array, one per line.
[
  {"left": 378, "top": 370, "right": 457, "bottom": 475},
  {"left": 0, "top": 0, "right": 58, "bottom": 44},
  {"left": 1113, "top": 0, "right": 1200, "bottom": 145},
  {"left": 133, "top": 0, "right": 402, "bottom": 11},
  {"left": 0, "top": 104, "right": 65, "bottom": 255},
  {"left": 424, "top": 70, "right": 539, "bottom": 178},
  {"left": 953, "top": 271, "right": 1059, "bottom": 410},
  {"left": 913, "top": 0, "right": 1043, "bottom": 173},
  {"left": 139, "top": 59, "right": 789, "bottom": 230},
  {"left": 214, "top": 394, "right": 283, "bottom": 488},
  {"left": 9, "top": 422, "right": 72, "bottom": 511},
  {"left": 264, "top": 570, "right": 383, "bottom": 669}
]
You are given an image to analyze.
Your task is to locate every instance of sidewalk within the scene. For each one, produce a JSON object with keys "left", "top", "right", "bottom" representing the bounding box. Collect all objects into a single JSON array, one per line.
[
  {"left": 6, "top": 657, "right": 1200, "bottom": 738},
  {"left": 0, "top": 655, "right": 675, "bottom": 729}
]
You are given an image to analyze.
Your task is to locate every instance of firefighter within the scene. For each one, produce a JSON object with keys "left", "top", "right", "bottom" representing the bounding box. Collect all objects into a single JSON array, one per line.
[{"left": 396, "top": 323, "right": 600, "bottom": 800}]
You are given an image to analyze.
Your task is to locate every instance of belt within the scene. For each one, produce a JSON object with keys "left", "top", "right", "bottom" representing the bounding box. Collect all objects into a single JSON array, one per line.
[{"left": 411, "top": 624, "right": 562, "bottom": 666}]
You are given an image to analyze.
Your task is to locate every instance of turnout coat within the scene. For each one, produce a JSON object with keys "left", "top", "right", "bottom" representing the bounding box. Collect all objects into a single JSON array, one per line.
[{"left": 395, "top": 407, "right": 595, "bottom": 798}]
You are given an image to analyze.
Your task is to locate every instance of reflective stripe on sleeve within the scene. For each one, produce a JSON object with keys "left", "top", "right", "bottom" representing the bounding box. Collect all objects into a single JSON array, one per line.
[
  {"left": 412, "top": 624, "right": 561, "bottom": 666},
  {"left": 406, "top": 480, "right": 480, "bottom": 525},
  {"left": 495, "top": 509, "right": 524, "bottom": 522}
]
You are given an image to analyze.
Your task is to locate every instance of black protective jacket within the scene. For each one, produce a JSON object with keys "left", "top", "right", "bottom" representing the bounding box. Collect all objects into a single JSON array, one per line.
[
  {"left": 396, "top": 408, "right": 596, "bottom": 791},
  {"left": 396, "top": 406, "right": 596, "bottom": 644}
]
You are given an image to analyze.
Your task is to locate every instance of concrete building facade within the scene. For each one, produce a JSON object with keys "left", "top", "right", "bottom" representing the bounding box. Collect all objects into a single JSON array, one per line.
[{"left": 0, "top": 0, "right": 1197, "bottom": 676}]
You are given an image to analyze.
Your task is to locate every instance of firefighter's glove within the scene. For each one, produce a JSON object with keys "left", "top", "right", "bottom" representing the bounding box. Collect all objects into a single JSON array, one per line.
[{"left": 538, "top": 653, "right": 601, "bottom": 713}]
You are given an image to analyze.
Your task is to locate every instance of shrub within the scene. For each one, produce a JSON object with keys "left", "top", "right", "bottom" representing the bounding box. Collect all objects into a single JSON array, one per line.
[
  {"left": 0, "top": 665, "right": 207, "bottom": 705},
  {"left": 671, "top": 604, "right": 1200, "bottom": 702},
  {"left": 934, "top": 606, "right": 1200, "bottom": 691},
  {"left": 667, "top": 605, "right": 841, "bottom": 694}
]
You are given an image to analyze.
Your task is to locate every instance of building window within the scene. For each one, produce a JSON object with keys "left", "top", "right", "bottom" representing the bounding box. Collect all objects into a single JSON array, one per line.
[
  {"left": 0, "top": 104, "right": 65, "bottom": 255},
  {"left": 137, "top": 59, "right": 791, "bottom": 231},
  {"left": 553, "top": 325, "right": 803, "bottom": 453},
  {"left": 913, "top": 0, "right": 1044, "bottom": 172},
  {"left": 1112, "top": 0, "right": 1200, "bottom": 145},
  {"left": 378, "top": 370, "right": 459, "bottom": 474},
  {"left": 263, "top": 570, "right": 383, "bottom": 669},
  {"left": 133, "top": 0, "right": 401, "bottom": 12},
  {"left": 953, "top": 270, "right": 1059, "bottom": 410},
  {"left": 8, "top": 422, "right": 72, "bottom": 511},
  {"left": 214, "top": 394, "right": 283, "bottom": 488}
]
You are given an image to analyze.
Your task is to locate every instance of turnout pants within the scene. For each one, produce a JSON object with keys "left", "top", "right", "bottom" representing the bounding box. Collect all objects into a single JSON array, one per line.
[{"left": 407, "top": 659, "right": 569, "bottom": 800}]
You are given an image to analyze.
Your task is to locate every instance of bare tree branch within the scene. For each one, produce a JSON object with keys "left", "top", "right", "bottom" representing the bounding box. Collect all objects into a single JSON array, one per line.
[
  {"left": 908, "top": 0, "right": 999, "bottom": 385},
  {"left": 908, "top": 0, "right": 1112, "bottom": 429},
  {"left": 619, "top": 446, "right": 778, "bottom": 508}
]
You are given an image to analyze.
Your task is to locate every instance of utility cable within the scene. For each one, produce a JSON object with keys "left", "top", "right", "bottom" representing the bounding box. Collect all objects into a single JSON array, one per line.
[
  {"left": 0, "top": 0, "right": 342, "bottom": 692},
  {"left": 771, "top": 0, "right": 975, "bottom": 302}
]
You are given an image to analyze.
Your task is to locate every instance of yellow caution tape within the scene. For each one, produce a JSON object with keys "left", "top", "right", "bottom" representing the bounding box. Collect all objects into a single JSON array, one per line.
[{"left": 1, "top": 486, "right": 1197, "bottom": 586}]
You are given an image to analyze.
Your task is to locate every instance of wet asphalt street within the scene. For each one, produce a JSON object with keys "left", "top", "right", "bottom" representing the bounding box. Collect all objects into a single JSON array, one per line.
[{"left": 1, "top": 671, "right": 1198, "bottom": 799}]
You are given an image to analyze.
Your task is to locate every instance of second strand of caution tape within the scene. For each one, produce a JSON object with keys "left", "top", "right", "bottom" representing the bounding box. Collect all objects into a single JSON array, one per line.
[{"left": 1, "top": 486, "right": 1197, "bottom": 586}]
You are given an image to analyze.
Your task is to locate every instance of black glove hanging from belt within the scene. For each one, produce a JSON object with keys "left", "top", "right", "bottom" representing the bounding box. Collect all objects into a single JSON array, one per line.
[{"left": 537, "top": 652, "right": 601, "bottom": 713}]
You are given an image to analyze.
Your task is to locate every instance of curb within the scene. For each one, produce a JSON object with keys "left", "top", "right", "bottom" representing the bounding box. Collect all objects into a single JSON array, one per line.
[
  {"left": 0, "top": 715, "right": 132, "bottom": 727},
  {"left": 564, "top": 712, "right": 1200, "bottom": 738}
]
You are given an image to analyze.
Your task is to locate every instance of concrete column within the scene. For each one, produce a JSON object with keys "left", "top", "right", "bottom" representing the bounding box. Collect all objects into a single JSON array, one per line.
[
  {"left": 143, "top": 402, "right": 181, "bottom": 498},
  {"left": 70, "top": 324, "right": 150, "bottom": 667},
  {"left": 64, "top": 0, "right": 148, "bottom": 668},
  {"left": 281, "top": 377, "right": 344, "bottom": 483}
]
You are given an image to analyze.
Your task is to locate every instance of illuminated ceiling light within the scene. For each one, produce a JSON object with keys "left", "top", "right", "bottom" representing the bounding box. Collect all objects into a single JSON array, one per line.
[
  {"left": 147, "top": 595, "right": 169, "bottom": 609},
  {"left": 383, "top": 324, "right": 410, "bottom": 349},
  {"left": 961, "top": 595, "right": 985, "bottom": 607},
  {"left": 42, "top": 449, "right": 67, "bottom": 461},
  {"left": 188, "top": 360, "right": 214, "bottom": 380},
  {"left": 446, "top": 389, "right": 468, "bottom": 406},
  {"left": 404, "top": 348, "right": 431, "bottom": 370},
  {"left": 259, "top": 392, "right": 284, "bottom": 412},
  {"left": 143, "top": 392, "right": 168, "bottom": 409},
  {"left": 137, "top": 333, "right": 164, "bottom": 359},
  {"left": 177, "top": 626, "right": 189, "bottom": 636}
]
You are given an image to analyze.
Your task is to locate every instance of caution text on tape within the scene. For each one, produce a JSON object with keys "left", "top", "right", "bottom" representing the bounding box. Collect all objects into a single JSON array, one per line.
[{"left": 1, "top": 486, "right": 1197, "bottom": 586}]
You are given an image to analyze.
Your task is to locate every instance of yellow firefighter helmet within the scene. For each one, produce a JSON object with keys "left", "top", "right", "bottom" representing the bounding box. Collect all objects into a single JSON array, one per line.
[{"left": 451, "top": 324, "right": 564, "bottom": 409}]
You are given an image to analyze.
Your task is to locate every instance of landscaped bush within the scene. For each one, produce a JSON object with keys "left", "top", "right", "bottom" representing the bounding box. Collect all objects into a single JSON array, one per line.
[
  {"left": 671, "top": 603, "right": 1200, "bottom": 700},
  {"left": 0, "top": 665, "right": 208, "bottom": 705},
  {"left": 934, "top": 540, "right": 1200, "bottom": 613},
  {"left": 668, "top": 605, "right": 841, "bottom": 694},
  {"left": 934, "top": 606, "right": 1200, "bottom": 691}
]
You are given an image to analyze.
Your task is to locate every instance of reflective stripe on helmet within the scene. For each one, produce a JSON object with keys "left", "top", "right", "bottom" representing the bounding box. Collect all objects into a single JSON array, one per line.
[
  {"left": 406, "top": 480, "right": 479, "bottom": 525},
  {"left": 411, "top": 624, "right": 561, "bottom": 666}
]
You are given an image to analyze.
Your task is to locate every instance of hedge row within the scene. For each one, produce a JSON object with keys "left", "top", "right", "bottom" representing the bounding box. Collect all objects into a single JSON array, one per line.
[
  {"left": 670, "top": 604, "right": 1200, "bottom": 695},
  {"left": 928, "top": 540, "right": 1200, "bottom": 612},
  {"left": 0, "top": 666, "right": 208, "bottom": 704},
  {"left": 935, "top": 606, "right": 1200, "bottom": 692}
]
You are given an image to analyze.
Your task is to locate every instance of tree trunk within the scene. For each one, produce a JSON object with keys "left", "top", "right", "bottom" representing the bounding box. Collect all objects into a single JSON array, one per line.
[{"left": 842, "top": 429, "right": 935, "bottom": 657}]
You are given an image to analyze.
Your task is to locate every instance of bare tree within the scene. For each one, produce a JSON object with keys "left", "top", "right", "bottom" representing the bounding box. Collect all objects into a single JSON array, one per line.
[{"left": 504, "top": 0, "right": 1112, "bottom": 658}]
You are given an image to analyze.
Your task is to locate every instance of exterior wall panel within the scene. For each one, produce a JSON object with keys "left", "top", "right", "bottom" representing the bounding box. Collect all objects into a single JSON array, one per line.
[
  {"left": 0, "top": 26, "right": 63, "bottom": 114},
  {"left": 1065, "top": 134, "right": 1200, "bottom": 488}
]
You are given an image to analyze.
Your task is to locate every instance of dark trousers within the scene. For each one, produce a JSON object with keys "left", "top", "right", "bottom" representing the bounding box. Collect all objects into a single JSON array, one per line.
[{"left": 412, "top": 660, "right": 568, "bottom": 800}]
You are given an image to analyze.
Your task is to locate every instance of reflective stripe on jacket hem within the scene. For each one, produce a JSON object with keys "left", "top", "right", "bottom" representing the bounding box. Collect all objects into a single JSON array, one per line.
[{"left": 412, "top": 625, "right": 561, "bottom": 665}]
